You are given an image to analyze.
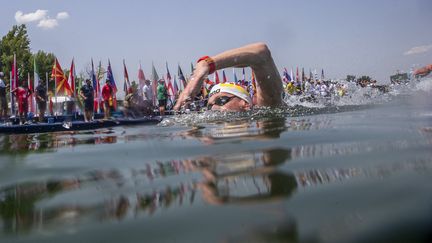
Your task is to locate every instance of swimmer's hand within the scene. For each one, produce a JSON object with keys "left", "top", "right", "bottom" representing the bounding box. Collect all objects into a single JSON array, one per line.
[{"left": 174, "top": 61, "right": 210, "bottom": 111}]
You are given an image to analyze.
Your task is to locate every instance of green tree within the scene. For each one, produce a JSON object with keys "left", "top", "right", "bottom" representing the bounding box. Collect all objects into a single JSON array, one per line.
[
  {"left": 31, "top": 50, "right": 56, "bottom": 90},
  {"left": 0, "top": 24, "right": 32, "bottom": 86},
  {"left": 31, "top": 50, "right": 55, "bottom": 82}
]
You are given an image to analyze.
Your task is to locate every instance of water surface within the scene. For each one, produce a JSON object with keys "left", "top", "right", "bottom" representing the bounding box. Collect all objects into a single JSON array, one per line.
[{"left": 1, "top": 79, "right": 432, "bottom": 243}]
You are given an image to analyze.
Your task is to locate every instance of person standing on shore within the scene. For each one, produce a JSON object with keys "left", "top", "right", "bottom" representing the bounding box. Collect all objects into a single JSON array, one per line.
[
  {"left": 102, "top": 79, "right": 114, "bottom": 119},
  {"left": 142, "top": 79, "right": 153, "bottom": 110},
  {"left": 0, "top": 72, "right": 8, "bottom": 120},
  {"left": 35, "top": 79, "right": 47, "bottom": 122},
  {"left": 157, "top": 79, "right": 168, "bottom": 115},
  {"left": 12, "top": 83, "right": 31, "bottom": 124},
  {"left": 80, "top": 79, "right": 94, "bottom": 122}
]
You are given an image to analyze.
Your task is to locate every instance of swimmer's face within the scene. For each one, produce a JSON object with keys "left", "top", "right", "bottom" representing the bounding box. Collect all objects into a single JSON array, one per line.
[{"left": 207, "top": 92, "right": 251, "bottom": 112}]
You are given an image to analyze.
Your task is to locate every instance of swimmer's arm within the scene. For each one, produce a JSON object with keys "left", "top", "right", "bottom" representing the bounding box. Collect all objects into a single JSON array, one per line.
[{"left": 174, "top": 43, "right": 283, "bottom": 110}]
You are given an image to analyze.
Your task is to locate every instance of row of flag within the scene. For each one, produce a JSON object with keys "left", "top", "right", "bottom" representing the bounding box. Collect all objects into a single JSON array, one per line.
[
  {"left": 282, "top": 67, "right": 325, "bottom": 83},
  {"left": 9, "top": 53, "right": 327, "bottom": 113}
]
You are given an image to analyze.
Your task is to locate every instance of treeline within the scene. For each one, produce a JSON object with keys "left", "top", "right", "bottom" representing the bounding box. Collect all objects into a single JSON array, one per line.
[{"left": 0, "top": 24, "right": 69, "bottom": 90}]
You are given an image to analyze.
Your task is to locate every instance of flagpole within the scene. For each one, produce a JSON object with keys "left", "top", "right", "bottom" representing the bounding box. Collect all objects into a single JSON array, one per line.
[
  {"left": 46, "top": 72, "right": 49, "bottom": 116},
  {"left": 54, "top": 59, "right": 57, "bottom": 116},
  {"left": 9, "top": 71, "right": 13, "bottom": 117}
]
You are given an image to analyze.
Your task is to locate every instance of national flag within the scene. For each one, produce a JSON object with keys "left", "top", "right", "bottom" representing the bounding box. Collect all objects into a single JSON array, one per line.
[
  {"left": 282, "top": 68, "right": 291, "bottom": 83},
  {"left": 296, "top": 67, "right": 299, "bottom": 81},
  {"left": 91, "top": 59, "right": 99, "bottom": 111},
  {"left": 290, "top": 68, "right": 294, "bottom": 82},
  {"left": 190, "top": 62, "right": 194, "bottom": 75},
  {"left": 123, "top": 59, "right": 130, "bottom": 94},
  {"left": 214, "top": 71, "right": 220, "bottom": 84},
  {"left": 251, "top": 70, "right": 257, "bottom": 97},
  {"left": 321, "top": 69, "right": 325, "bottom": 80},
  {"left": 107, "top": 60, "right": 117, "bottom": 109},
  {"left": 242, "top": 68, "right": 246, "bottom": 86},
  {"left": 33, "top": 58, "right": 40, "bottom": 89},
  {"left": 222, "top": 70, "right": 227, "bottom": 83},
  {"left": 138, "top": 62, "right": 146, "bottom": 94},
  {"left": 51, "top": 58, "right": 72, "bottom": 96},
  {"left": 11, "top": 54, "right": 17, "bottom": 115},
  {"left": 27, "top": 72, "right": 35, "bottom": 113},
  {"left": 302, "top": 68, "right": 305, "bottom": 82},
  {"left": 107, "top": 60, "right": 117, "bottom": 93},
  {"left": 309, "top": 69, "right": 313, "bottom": 81},
  {"left": 151, "top": 63, "right": 159, "bottom": 106},
  {"left": 233, "top": 69, "right": 238, "bottom": 84},
  {"left": 68, "top": 58, "right": 76, "bottom": 97},
  {"left": 166, "top": 62, "right": 175, "bottom": 101},
  {"left": 96, "top": 61, "right": 103, "bottom": 113},
  {"left": 178, "top": 65, "right": 187, "bottom": 91},
  {"left": 173, "top": 75, "right": 179, "bottom": 95},
  {"left": 33, "top": 59, "right": 39, "bottom": 114},
  {"left": 12, "top": 53, "right": 17, "bottom": 89}
]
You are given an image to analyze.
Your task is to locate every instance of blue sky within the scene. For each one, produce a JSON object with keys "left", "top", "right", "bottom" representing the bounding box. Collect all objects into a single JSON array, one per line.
[{"left": 1, "top": 0, "right": 431, "bottom": 89}]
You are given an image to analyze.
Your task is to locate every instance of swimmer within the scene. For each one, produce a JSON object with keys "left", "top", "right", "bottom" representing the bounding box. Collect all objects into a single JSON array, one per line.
[{"left": 174, "top": 43, "right": 284, "bottom": 112}]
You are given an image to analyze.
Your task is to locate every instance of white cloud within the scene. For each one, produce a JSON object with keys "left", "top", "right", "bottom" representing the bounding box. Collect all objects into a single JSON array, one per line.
[
  {"left": 56, "top": 12, "right": 69, "bottom": 20},
  {"left": 37, "top": 18, "right": 59, "bottom": 29},
  {"left": 15, "top": 9, "right": 48, "bottom": 24},
  {"left": 404, "top": 44, "right": 432, "bottom": 56},
  {"left": 15, "top": 10, "right": 69, "bottom": 30}
]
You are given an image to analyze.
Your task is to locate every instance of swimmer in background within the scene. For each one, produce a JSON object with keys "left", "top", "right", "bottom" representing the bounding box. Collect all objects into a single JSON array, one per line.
[{"left": 174, "top": 43, "right": 284, "bottom": 112}]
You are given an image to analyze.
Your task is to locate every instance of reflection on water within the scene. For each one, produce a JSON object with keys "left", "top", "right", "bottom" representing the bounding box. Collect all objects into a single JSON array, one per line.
[
  {"left": 0, "top": 131, "right": 118, "bottom": 154},
  {"left": 1, "top": 141, "right": 431, "bottom": 237}
]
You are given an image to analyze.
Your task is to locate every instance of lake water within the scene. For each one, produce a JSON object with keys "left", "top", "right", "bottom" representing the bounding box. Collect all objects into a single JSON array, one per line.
[{"left": 1, "top": 79, "right": 432, "bottom": 243}]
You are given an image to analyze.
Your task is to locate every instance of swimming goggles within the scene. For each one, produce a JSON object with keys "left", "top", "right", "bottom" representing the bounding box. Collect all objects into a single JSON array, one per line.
[{"left": 207, "top": 96, "right": 236, "bottom": 110}]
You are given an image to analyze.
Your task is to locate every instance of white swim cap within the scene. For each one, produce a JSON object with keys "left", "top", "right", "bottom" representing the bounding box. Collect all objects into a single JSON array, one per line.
[{"left": 208, "top": 83, "right": 252, "bottom": 104}]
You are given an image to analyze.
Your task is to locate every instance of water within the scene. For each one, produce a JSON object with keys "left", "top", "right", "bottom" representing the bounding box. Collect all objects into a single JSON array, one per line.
[{"left": 1, "top": 79, "right": 432, "bottom": 243}]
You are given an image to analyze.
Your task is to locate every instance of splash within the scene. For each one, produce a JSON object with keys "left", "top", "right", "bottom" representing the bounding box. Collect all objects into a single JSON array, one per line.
[{"left": 160, "top": 78, "right": 432, "bottom": 126}]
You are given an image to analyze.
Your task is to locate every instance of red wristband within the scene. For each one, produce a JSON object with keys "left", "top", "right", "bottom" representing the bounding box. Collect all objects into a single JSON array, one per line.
[{"left": 197, "top": 56, "right": 216, "bottom": 74}]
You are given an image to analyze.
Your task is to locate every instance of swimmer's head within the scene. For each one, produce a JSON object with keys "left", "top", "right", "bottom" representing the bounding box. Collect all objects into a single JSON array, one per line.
[
  {"left": 207, "top": 83, "right": 252, "bottom": 112},
  {"left": 208, "top": 83, "right": 252, "bottom": 104}
]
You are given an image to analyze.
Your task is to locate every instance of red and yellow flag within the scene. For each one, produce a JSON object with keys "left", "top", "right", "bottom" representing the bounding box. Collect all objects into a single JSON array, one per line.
[{"left": 51, "top": 58, "right": 72, "bottom": 96}]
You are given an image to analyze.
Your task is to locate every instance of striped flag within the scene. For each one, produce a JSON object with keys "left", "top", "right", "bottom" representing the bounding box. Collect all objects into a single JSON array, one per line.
[
  {"left": 68, "top": 58, "right": 75, "bottom": 97},
  {"left": 214, "top": 71, "right": 220, "bottom": 84},
  {"left": 178, "top": 65, "right": 187, "bottom": 91},
  {"left": 222, "top": 70, "right": 227, "bottom": 83},
  {"left": 173, "top": 75, "right": 179, "bottom": 95},
  {"left": 166, "top": 62, "right": 175, "bottom": 99},
  {"left": 282, "top": 68, "right": 291, "bottom": 83}
]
